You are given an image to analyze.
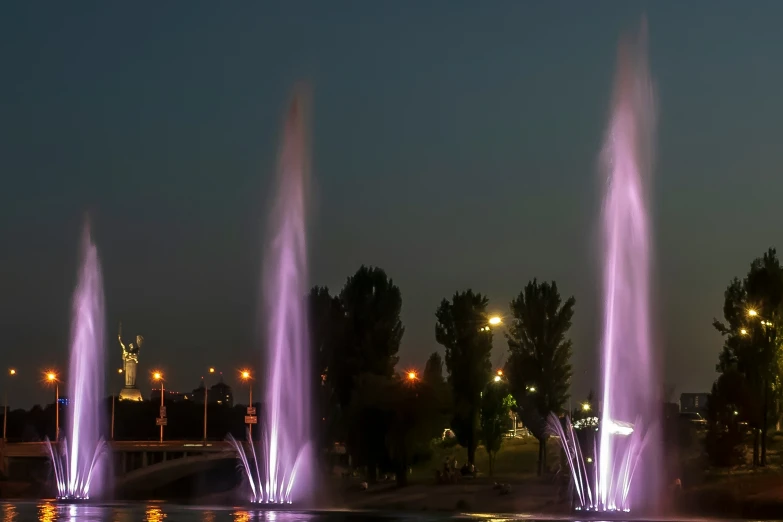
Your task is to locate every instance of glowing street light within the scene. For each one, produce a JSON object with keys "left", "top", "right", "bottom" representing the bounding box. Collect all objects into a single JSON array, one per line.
[
  {"left": 407, "top": 371, "right": 418, "bottom": 381},
  {"left": 748, "top": 309, "right": 758, "bottom": 317},
  {"left": 582, "top": 402, "right": 591, "bottom": 412},
  {"left": 488, "top": 316, "right": 502, "bottom": 326},
  {"left": 528, "top": 386, "right": 537, "bottom": 393},
  {"left": 493, "top": 375, "right": 502, "bottom": 383},
  {"left": 496, "top": 369, "right": 503, "bottom": 376},
  {"left": 152, "top": 371, "right": 164, "bottom": 442},
  {"left": 209, "top": 367, "right": 215, "bottom": 374},
  {"left": 740, "top": 328, "right": 748, "bottom": 335},
  {"left": 4, "top": 368, "right": 17, "bottom": 441},
  {"left": 240, "top": 369, "right": 254, "bottom": 440},
  {"left": 45, "top": 371, "right": 59, "bottom": 441},
  {"left": 117, "top": 368, "right": 123, "bottom": 374}
]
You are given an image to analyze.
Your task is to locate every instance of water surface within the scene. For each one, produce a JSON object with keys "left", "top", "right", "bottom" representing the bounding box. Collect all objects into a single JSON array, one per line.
[{"left": 0, "top": 503, "right": 517, "bottom": 522}]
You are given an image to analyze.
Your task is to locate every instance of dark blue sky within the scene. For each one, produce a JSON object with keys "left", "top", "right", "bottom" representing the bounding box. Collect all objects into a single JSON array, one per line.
[{"left": 2, "top": 1, "right": 782, "bottom": 407}]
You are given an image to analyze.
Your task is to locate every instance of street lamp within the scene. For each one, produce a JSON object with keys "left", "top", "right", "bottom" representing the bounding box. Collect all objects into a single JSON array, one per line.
[
  {"left": 203, "top": 367, "right": 218, "bottom": 441},
  {"left": 407, "top": 371, "right": 418, "bottom": 381},
  {"left": 45, "top": 371, "right": 59, "bottom": 441},
  {"left": 152, "top": 371, "right": 165, "bottom": 443},
  {"left": 582, "top": 402, "right": 591, "bottom": 412},
  {"left": 488, "top": 316, "right": 502, "bottom": 326},
  {"left": 493, "top": 375, "right": 502, "bottom": 383},
  {"left": 240, "top": 370, "right": 254, "bottom": 440},
  {"left": 4, "top": 368, "right": 17, "bottom": 441},
  {"left": 748, "top": 309, "right": 758, "bottom": 317}
]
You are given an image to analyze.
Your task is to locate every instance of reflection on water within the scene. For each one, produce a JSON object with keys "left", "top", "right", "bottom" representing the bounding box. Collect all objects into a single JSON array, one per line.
[
  {"left": 232, "top": 511, "right": 251, "bottom": 522},
  {"left": 38, "top": 503, "right": 56, "bottom": 522},
  {"left": 2, "top": 504, "right": 17, "bottom": 522},
  {"left": 144, "top": 507, "right": 166, "bottom": 522},
  {"left": 0, "top": 503, "right": 525, "bottom": 522}
]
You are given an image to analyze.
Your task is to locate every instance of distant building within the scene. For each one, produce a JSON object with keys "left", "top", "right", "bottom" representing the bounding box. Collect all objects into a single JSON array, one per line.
[
  {"left": 210, "top": 381, "right": 233, "bottom": 407},
  {"left": 679, "top": 392, "right": 709, "bottom": 415},
  {"left": 188, "top": 380, "right": 234, "bottom": 406}
]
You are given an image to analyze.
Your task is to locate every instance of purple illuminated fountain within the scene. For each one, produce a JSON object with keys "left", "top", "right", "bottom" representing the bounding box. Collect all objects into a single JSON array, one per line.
[
  {"left": 549, "top": 23, "right": 657, "bottom": 512},
  {"left": 46, "top": 222, "right": 107, "bottom": 500},
  {"left": 597, "top": 22, "right": 658, "bottom": 513},
  {"left": 230, "top": 87, "right": 312, "bottom": 504}
]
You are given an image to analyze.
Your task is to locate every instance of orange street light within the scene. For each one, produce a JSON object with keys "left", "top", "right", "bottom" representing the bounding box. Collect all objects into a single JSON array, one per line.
[
  {"left": 748, "top": 309, "right": 758, "bottom": 317},
  {"left": 9, "top": 369, "right": 16, "bottom": 376},
  {"left": 44, "top": 371, "right": 59, "bottom": 441},
  {"left": 239, "top": 369, "right": 254, "bottom": 440},
  {"left": 407, "top": 371, "right": 418, "bottom": 381},
  {"left": 489, "top": 316, "right": 502, "bottom": 326},
  {"left": 740, "top": 328, "right": 748, "bottom": 335},
  {"left": 209, "top": 367, "right": 215, "bottom": 374}
]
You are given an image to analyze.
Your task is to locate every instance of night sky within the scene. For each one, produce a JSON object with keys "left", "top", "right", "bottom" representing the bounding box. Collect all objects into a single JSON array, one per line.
[{"left": 2, "top": 2, "right": 782, "bottom": 408}]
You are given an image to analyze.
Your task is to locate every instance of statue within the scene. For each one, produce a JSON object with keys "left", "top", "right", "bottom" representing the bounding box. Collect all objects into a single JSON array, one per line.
[{"left": 118, "top": 322, "right": 144, "bottom": 401}]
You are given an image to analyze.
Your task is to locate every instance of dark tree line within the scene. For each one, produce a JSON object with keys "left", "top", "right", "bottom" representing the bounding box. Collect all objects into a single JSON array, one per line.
[{"left": 312, "top": 267, "right": 578, "bottom": 482}]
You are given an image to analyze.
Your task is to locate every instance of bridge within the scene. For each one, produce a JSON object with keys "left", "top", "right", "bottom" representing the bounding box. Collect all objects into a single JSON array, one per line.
[{"left": 0, "top": 440, "right": 248, "bottom": 496}]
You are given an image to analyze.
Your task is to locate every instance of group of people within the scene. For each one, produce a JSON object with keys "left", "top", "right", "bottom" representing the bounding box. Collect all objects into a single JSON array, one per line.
[{"left": 436, "top": 456, "right": 478, "bottom": 484}]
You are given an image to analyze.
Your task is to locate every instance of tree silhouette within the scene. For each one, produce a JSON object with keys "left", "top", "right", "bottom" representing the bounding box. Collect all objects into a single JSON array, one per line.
[
  {"left": 713, "top": 248, "right": 783, "bottom": 466},
  {"left": 308, "top": 285, "right": 345, "bottom": 450},
  {"left": 435, "top": 290, "right": 492, "bottom": 465},
  {"left": 505, "top": 279, "right": 575, "bottom": 475},
  {"left": 423, "top": 352, "right": 445, "bottom": 385},
  {"left": 337, "top": 266, "right": 404, "bottom": 480}
]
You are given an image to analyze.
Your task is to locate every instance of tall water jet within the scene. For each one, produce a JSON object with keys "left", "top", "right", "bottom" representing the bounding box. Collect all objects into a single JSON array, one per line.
[
  {"left": 237, "top": 87, "right": 311, "bottom": 504},
  {"left": 597, "top": 21, "right": 658, "bottom": 512},
  {"left": 47, "top": 221, "right": 107, "bottom": 500}
]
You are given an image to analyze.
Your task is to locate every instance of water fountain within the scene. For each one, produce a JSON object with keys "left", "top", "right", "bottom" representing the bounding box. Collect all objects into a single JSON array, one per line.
[
  {"left": 47, "top": 221, "right": 107, "bottom": 500},
  {"left": 230, "top": 87, "right": 312, "bottom": 504},
  {"left": 549, "top": 22, "right": 658, "bottom": 513}
]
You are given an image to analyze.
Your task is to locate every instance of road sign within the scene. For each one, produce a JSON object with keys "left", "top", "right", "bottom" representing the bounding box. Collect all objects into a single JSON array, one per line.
[
  {"left": 156, "top": 417, "right": 168, "bottom": 426},
  {"left": 246, "top": 407, "right": 256, "bottom": 415},
  {"left": 244, "top": 415, "right": 257, "bottom": 425},
  {"left": 160, "top": 406, "right": 167, "bottom": 418}
]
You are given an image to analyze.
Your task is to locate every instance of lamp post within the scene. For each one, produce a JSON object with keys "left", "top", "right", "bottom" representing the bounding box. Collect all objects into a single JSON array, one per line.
[
  {"left": 240, "top": 370, "right": 254, "bottom": 440},
  {"left": 4, "top": 369, "right": 16, "bottom": 442},
  {"left": 46, "top": 371, "right": 59, "bottom": 441},
  {"left": 203, "top": 367, "right": 215, "bottom": 442},
  {"left": 153, "top": 371, "right": 165, "bottom": 443}
]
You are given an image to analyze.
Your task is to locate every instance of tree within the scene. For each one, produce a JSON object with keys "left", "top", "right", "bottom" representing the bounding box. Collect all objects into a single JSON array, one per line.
[
  {"left": 423, "top": 352, "right": 445, "bottom": 385},
  {"left": 713, "top": 248, "right": 783, "bottom": 466},
  {"left": 308, "top": 285, "right": 345, "bottom": 450},
  {"left": 480, "top": 380, "right": 515, "bottom": 476},
  {"left": 705, "top": 370, "right": 754, "bottom": 467},
  {"left": 337, "top": 266, "right": 405, "bottom": 480},
  {"left": 435, "top": 290, "right": 493, "bottom": 465},
  {"left": 505, "top": 279, "right": 575, "bottom": 475},
  {"left": 386, "top": 373, "right": 450, "bottom": 486}
]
